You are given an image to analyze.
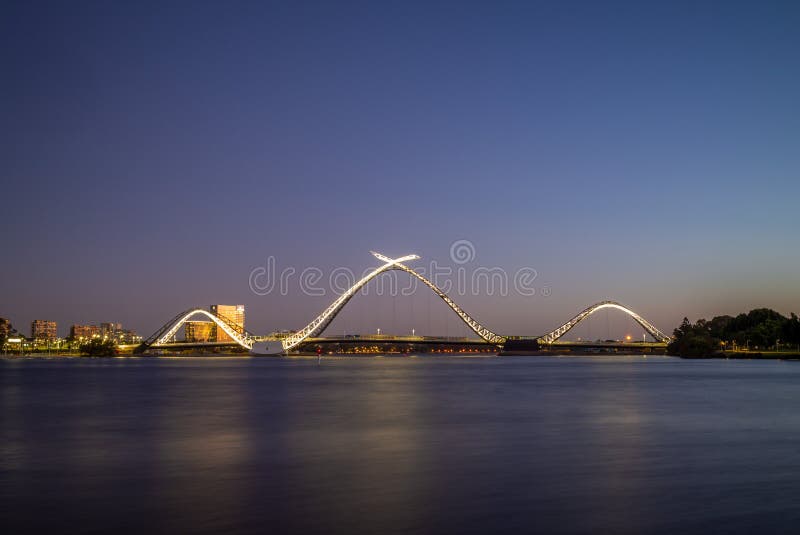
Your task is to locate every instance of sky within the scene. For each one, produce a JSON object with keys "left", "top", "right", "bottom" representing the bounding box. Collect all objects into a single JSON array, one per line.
[{"left": 2, "top": 0, "right": 799, "bottom": 340}]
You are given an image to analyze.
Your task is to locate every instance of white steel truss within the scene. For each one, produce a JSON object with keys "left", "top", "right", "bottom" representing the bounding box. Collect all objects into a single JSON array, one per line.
[
  {"left": 537, "top": 300, "right": 671, "bottom": 345},
  {"left": 278, "top": 253, "right": 421, "bottom": 351},
  {"left": 142, "top": 253, "right": 671, "bottom": 354},
  {"left": 370, "top": 252, "right": 505, "bottom": 344},
  {"left": 154, "top": 308, "right": 255, "bottom": 349}
]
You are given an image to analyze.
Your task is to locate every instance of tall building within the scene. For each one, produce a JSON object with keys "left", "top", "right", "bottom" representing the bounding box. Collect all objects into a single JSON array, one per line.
[
  {"left": 0, "top": 317, "right": 9, "bottom": 338},
  {"left": 90, "top": 322, "right": 140, "bottom": 344},
  {"left": 32, "top": 320, "right": 57, "bottom": 341},
  {"left": 112, "top": 328, "right": 141, "bottom": 344},
  {"left": 100, "top": 322, "right": 122, "bottom": 337},
  {"left": 185, "top": 321, "right": 215, "bottom": 343},
  {"left": 210, "top": 304, "right": 245, "bottom": 342},
  {"left": 70, "top": 324, "right": 100, "bottom": 340},
  {"left": 115, "top": 329, "right": 142, "bottom": 344}
]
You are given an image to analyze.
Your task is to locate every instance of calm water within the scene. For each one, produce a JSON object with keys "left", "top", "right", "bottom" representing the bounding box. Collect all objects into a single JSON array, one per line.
[{"left": 3, "top": 355, "right": 800, "bottom": 534}]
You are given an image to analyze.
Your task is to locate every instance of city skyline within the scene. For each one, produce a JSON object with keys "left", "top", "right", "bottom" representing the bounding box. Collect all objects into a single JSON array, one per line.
[
  {"left": 2, "top": 247, "right": 796, "bottom": 345},
  {"left": 2, "top": 1, "right": 799, "bottom": 339}
]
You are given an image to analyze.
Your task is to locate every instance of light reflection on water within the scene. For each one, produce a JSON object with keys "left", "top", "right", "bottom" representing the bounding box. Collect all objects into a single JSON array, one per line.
[{"left": 2, "top": 355, "right": 800, "bottom": 534}]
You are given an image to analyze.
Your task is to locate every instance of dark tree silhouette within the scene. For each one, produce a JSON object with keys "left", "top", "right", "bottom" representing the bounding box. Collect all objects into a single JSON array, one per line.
[{"left": 80, "top": 339, "right": 118, "bottom": 357}]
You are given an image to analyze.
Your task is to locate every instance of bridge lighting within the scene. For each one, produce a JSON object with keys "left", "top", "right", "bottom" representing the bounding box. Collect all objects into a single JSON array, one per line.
[
  {"left": 153, "top": 309, "right": 251, "bottom": 348},
  {"left": 537, "top": 301, "right": 671, "bottom": 345},
  {"left": 371, "top": 251, "right": 420, "bottom": 263},
  {"left": 143, "top": 252, "right": 670, "bottom": 356}
]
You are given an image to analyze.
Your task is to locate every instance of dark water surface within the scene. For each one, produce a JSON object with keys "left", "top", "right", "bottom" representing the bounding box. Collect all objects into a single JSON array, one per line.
[{"left": 3, "top": 355, "right": 800, "bottom": 534}]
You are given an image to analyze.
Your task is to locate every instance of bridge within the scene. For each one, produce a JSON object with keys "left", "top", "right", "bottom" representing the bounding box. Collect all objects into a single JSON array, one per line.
[{"left": 136, "top": 252, "right": 671, "bottom": 355}]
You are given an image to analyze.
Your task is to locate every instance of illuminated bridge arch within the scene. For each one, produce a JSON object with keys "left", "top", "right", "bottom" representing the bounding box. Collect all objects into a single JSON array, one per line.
[
  {"left": 274, "top": 252, "right": 505, "bottom": 353},
  {"left": 141, "top": 251, "right": 671, "bottom": 355},
  {"left": 537, "top": 300, "right": 671, "bottom": 345},
  {"left": 141, "top": 308, "right": 256, "bottom": 350}
]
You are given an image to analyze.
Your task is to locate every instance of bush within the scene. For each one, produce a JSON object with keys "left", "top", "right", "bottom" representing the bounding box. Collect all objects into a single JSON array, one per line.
[{"left": 80, "top": 339, "right": 118, "bottom": 357}]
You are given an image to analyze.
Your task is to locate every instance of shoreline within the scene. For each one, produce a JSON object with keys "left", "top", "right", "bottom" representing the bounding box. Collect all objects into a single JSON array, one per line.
[
  {"left": 679, "top": 351, "right": 800, "bottom": 360},
  {"left": 5, "top": 350, "right": 800, "bottom": 361}
]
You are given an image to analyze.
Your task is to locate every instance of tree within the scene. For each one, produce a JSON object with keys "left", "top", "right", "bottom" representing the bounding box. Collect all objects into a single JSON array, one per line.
[
  {"left": 707, "top": 315, "right": 732, "bottom": 339},
  {"left": 667, "top": 317, "right": 719, "bottom": 357},
  {"left": 669, "top": 308, "right": 796, "bottom": 356},
  {"left": 0, "top": 320, "right": 15, "bottom": 348},
  {"left": 781, "top": 313, "right": 800, "bottom": 345},
  {"left": 674, "top": 317, "right": 693, "bottom": 339},
  {"left": 80, "top": 339, "right": 118, "bottom": 357}
]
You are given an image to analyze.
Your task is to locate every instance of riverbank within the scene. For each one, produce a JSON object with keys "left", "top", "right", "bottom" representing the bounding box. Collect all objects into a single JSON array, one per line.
[
  {"left": 680, "top": 350, "right": 800, "bottom": 360},
  {"left": 6, "top": 350, "right": 800, "bottom": 360}
]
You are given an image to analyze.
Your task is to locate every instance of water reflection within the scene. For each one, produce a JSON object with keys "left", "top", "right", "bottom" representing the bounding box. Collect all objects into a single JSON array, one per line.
[
  {"left": 3, "top": 356, "right": 800, "bottom": 534},
  {"left": 151, "top": 362, "right": 253, "bottom": 533}
]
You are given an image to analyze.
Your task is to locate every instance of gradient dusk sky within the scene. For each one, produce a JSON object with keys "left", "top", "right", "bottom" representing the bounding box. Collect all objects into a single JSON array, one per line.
[{"left": 2, "top": 1, "right": 799, "bottom": 340}]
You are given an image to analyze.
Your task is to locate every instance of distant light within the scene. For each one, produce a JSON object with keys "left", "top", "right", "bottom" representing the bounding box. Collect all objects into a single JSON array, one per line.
[{"left": 7, "top": 337, "right": 22, "bottom": 343}]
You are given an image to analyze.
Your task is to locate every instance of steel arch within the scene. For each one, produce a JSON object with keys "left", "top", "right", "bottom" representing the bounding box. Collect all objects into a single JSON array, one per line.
[
  {"left": 371, "top": 252, "right": 505, "bottom": 344},
  {"left": 141, "top": 252, "right": 671, "bottom": 356},
  {"left": 279, "top": 252, "right": 504, "bottom": 351},
  {"left": 537, "top": 300, "right": 671, "bottom": 344},
  {"left": 150, "top": 308, "right": 255, "bottom": 349}
]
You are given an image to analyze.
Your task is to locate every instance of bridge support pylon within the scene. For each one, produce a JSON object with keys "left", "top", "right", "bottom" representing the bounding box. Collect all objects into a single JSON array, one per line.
[{"left": 250, "top": 340, "right": 286, "bottom": 355}]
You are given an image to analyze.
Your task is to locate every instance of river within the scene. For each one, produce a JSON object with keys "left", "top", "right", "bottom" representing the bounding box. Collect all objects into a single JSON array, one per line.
[{"left": 2, "top": 355, "right": 800, "bottom": 534}]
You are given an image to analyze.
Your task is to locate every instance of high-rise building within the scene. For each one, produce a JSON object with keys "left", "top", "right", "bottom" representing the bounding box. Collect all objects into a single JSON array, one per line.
[
  {"left": 210, "top": 304, "right": 245, "bottom": 342},
  {"left": 70, "top": 324, "right": 100, "bottom": 340},
  {"left": 32, "top": 320, "right": 58, "bottom": 341},
  {"left": 88, "top": 322, "right": 140, "bottom": 344},
  {"left": 185, "top": 321, "right": 215, "bottom": 343},
  {"left": 0, "top": 317, "right": 9, "bottom": 338}
]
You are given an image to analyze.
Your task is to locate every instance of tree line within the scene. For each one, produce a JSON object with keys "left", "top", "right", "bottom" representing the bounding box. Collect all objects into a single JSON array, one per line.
[{"left": 668, "top": 308, "right": 800, "bottom": 357}]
